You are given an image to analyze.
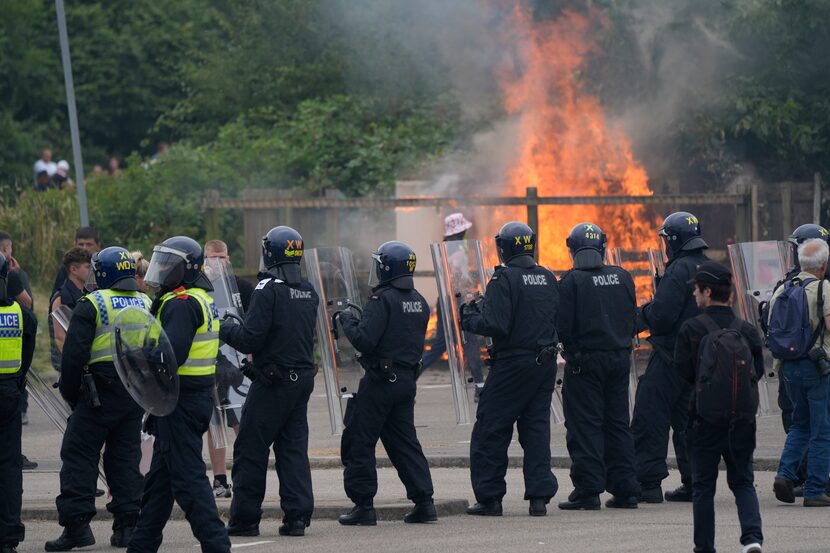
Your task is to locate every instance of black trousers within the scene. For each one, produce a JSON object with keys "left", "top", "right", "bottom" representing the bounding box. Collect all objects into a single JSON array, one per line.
[
  {"left": 56, "top": 375, "right": 143, "bottom": 527},
  {"left": 563, "top": 350, "right": 639, "bottom": 497},
  {"left": 0, "top": 380, "right": 23, "bottom": 547},
  {"left": 688, "top": 418, "right": 763, "bottom": 553},
  {"left": 229, "top": 374, "right": 314, "bottom": 525},
  {"left": 631, "top": 350, "right": 692, "bottom": 488},
  {"left": 341, "top": 372, "right": 433, "bottom": 505},
  {"left": 127, "top": 391, "right": 230, "bottom": 553},
  {"left": 470, "top": 356, "right": 558, "bottom": 503}
]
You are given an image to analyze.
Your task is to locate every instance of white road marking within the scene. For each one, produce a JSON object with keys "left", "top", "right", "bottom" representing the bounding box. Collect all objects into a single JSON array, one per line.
[{"left": 231, "top": 541, "right": 275, "bottom": 548}]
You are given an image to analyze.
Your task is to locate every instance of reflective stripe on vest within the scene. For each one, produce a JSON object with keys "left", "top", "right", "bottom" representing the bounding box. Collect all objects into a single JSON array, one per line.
[
  {"left": 0, "top": 302, "right": 23, "bottom": 374},
  {"left": 88, "top": 290, "right": 152, "bottom": 365},
  {"left": 159, "top": 287, "right": 219, "bottom": 376}
]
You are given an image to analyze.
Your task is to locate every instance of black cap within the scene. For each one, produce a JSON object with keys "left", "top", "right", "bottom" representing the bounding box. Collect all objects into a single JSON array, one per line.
[{"left": 691, "top": 261, "right": 731, "bottom": 286}]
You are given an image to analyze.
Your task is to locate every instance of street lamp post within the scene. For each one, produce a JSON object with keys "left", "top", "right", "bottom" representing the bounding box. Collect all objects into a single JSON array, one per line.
[{"left": 55, "top": 0, "right": 89, "bottom": 226}]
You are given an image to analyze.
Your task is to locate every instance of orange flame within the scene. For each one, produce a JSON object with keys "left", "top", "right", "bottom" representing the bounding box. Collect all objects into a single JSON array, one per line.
[{"left": 497, "top": 3, "right": 659, "bottom": 293}]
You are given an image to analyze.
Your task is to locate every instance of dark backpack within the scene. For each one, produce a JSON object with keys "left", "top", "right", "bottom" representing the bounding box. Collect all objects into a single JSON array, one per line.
[
  {"left": 695, "top": 316, "right": 758, "bottom": 425},
  {"left": 766, "top": 277, "right": 822, "bottom": 360}
]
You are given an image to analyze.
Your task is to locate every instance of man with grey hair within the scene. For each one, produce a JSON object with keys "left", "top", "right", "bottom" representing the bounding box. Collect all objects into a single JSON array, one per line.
[{"left": 768, "top": 238, "right": 830, "bottom": 507}]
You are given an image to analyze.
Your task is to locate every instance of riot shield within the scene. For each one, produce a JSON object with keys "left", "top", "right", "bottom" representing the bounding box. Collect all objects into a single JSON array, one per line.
[
  {"left": 606, "top": 248, "right": 650, "bottom": 418},
  {"left": 305, "top": 247, "right": 364, "bottom": 434},
  {"left": 111, "top": 306, "right": 179, "bottom": 416},
  {"left": 204, "top": 258, "right": 248, "bottom": 428},
  {"left": 728, "top": 241, "right": 789, "bottom": 416},
  {"left": 26, "top": 371, "right": 108, "bottom": 488},
  {"left": 430, "top": 240, "right": 490, "bottom": 425},
  {"left": 51, "top": 305, "right": 73, "bottom": 332},
  {"left": 647, "top": 247, "right": 666, "bottom": 294}
]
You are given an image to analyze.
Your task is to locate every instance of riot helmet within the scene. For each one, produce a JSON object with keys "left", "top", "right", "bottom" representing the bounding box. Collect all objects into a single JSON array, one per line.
[
  {"left": 566, "top": 222, "right": 607, "bottom": 269},
  {"left": 658, "top": 211, "right": 708, "bottom": 259},
  {"left": 495, "top": 221, "right": 536, "bottom": 264},
  {"left": 788, "top": 223, "right": 829, "bottom": 271},
  {"left": 145, "top": 236, "right": 211, "bottom": 296},
  {"left": 261, "top": 226, "right": 304, "bottom": 284},
  {"left": 789, "top": 223, "right": 829, "bottom": 246},
  {"left": 0, "top": 252, "right": 8, "bottom": 304},
  {"left": 369, "top": 241, "right": 416, "bottom": 289},
  {"left": 86, "top": 246, "right": 139, "bottom": 292}
]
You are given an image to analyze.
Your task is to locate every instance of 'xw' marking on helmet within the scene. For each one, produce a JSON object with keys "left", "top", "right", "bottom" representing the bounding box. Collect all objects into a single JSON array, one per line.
[
  {"left": 686, "top": 215, "right": 699, "bottom": 225},
  {"left": 585, "top": 224, "right": 594, "bottom": 232},
  {"left": 514, "top": 235, "right": 533, "bottom": 245},
  {"left": 119, "top": 251, "right": 130, "bottom": 260}
]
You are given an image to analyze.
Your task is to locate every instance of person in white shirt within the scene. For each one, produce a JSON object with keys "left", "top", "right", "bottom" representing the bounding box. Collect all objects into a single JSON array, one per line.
[{"left": 33, "top": 148, "right": 57, "bottom": 185}]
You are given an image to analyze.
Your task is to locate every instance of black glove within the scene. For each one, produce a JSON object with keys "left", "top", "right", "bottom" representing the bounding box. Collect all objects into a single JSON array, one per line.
[
  {"left": 335, "top": 310, "right": 354, "bottom": 339},
  {"left": 219, "top": 318, "right": 238, "bottom": 342},
  {"left": 459, "top": 300, "right": 479, "bottom": 327},
  {"left": 331, "top": 310, "right": 344, "bottom": 340}
]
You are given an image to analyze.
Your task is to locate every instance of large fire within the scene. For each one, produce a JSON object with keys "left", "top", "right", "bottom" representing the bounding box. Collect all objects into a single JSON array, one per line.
[{"left": 497, "top": 3, "right": 659, "bottom": 294}]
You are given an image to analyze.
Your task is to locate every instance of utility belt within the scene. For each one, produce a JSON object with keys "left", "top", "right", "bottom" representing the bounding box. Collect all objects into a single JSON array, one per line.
[
  {"left": 489, "top": 344, "right": 561, "bottom": 366},
  {"left": 359, "top": 357, "right": 419, "bottom": 383},
  {"left": 242, "top": 360, "right": 314, "bottom": 386}
]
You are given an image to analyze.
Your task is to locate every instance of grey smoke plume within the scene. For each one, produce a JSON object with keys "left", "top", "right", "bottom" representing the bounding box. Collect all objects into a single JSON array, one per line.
[{"left": 319, "top": 0, "right": 742, "bottom": 195}]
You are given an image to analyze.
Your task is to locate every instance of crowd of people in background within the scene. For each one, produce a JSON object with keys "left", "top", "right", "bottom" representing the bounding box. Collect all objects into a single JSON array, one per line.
[{"left": 31, "top": 142, "right": 171, "bottom": 191}]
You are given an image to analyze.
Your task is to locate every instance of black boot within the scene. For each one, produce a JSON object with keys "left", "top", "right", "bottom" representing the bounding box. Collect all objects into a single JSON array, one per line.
[
  {"left": 605, "top": 495, "right": 638, "bottom": 509},
  {"left": 638, "top": 485, "right": 664, "bottom": 504},
  {"left": 664, "top": 484, "right": 693, "bottom": 503},
  {"left": 465, "top": 500, "right": 502, "bottom": 516},
  {"left": 45, "top": 525, "right": 95, "bottom": 552},
  {"left": 773, "top": 477, "right": 795, "bottom": 504},
  {"left": 110, "top": 514, "right": 137, "bottom": 548},
  {"left": 0, "top": 545, "right": 17, "bottom": 553},
  {"left": 528, "top": 498, "right": 547, "bottom": 516},
  {"left": 404, "top": 500, "right": 438, "bottom": 523},
  {"left": 226, "top": 520, "right": 260, "bottom": 537},
  {"left": 338, "top": 504, "right": 377, "bottom": 526},
  {"left": 557, "top": 491, "right": 600, "bottom": 511},
  {"left": 278, "top": 520, "right": 308, "bottom": 536}
]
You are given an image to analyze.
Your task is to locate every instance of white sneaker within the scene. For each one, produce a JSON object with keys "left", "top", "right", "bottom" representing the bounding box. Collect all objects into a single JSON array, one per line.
[{"left": 741, "top": 543, "right": 762, "bottom": 553}]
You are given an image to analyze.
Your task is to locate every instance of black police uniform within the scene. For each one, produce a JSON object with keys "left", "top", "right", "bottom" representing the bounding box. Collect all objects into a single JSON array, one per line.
[
  {"left": 127, "top": 289, "right": 231, "bottom": 553},
  {"left": 675, "top": 305, "right": 764, "bottom": 552},
  {"left": 338, "top": 283, "right": 434, "bottom": 509},
  {"left": 55, "top": 297, "right": 144, "bottom": 538},
  {"left": 461, "top": 256, "right": 560, "bottom": 506},
  {"left": 631, "top": 248, "right": 709, "bottom": 494},
  {"left": 558, "top": 262, "right": 640, "bottom": 505},
  {"left": 0, "top": 302, "right": 36, "bottom": 551},
  {"left": 220, "top": 274, "right": 318, "bottom": 532}
]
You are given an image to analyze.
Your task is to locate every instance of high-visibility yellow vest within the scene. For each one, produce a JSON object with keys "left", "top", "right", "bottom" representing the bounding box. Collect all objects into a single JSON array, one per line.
[
  {"left": 88, "top": 289, "right": 152, "bottom": 365},
  {"left": 0, "top": 302, "right": 23, "bottom": 374},
  {"left": 159, "top": 287, "right": 218, "bottom": 377}
]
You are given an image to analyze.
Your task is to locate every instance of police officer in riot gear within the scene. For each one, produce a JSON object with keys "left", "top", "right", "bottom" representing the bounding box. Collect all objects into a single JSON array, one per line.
[
  {"left": 460, "top": 221, "right": 559, "bottom": 517},
  {"left": 0, "top": 253, "right": 36, "bottom": 553},
  {"left": 46, "top": 247, "right": 150, "bottom": 551},
  {"left": 557, "top": 223, "right": 640, "bottom": 510},
  {"left": 631, "top": 212, "right": 709, "bottom": 503},
  {"left": 127, "top": 237, "right": 230, "bottom": 553},
  {"left": 221, "top": 227, "right": 319, "bottom": 537},
  {"left": 336, "top": 241, "right": 436, "bottom": 526}
]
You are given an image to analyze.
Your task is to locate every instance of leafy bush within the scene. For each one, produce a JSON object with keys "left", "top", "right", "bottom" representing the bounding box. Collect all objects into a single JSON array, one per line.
[{"left": 0, "top": 187, "right": 78, "bottom": 286}]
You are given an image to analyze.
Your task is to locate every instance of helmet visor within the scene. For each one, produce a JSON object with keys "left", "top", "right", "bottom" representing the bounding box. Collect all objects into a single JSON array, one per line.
[
  {"left": 145, "top": 246, "right": 187, "bottom": 296},
  {"left": 84, "top": 269, "right": 98, "bottom": 292},
  {"left": 368, "top": 253, "right": 383, "bottom": 287}
]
